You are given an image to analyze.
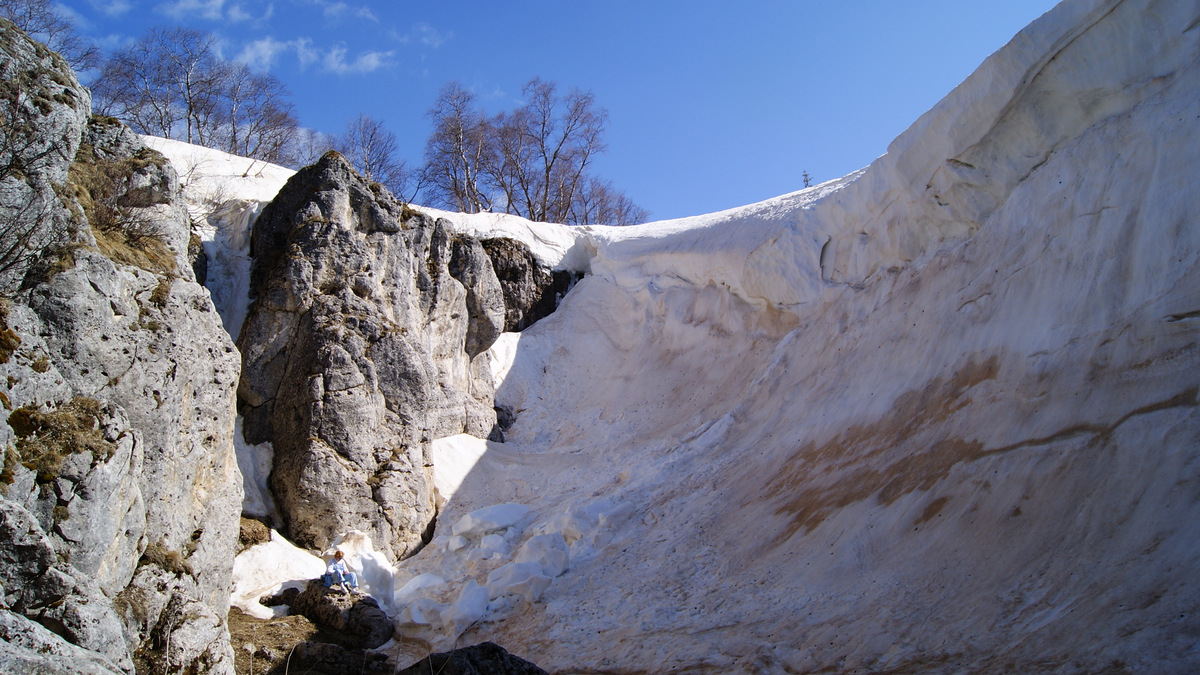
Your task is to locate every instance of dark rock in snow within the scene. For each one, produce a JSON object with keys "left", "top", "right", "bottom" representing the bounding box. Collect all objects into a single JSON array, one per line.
[
  {"left": 288, "top": 579, "right": 394, "bottom": 650},
  {"left": 481, "top": 237, "right": 579, "bottom": 332},
  {"left": 397, "top": 641, "right": 549, "bottom": 675}
]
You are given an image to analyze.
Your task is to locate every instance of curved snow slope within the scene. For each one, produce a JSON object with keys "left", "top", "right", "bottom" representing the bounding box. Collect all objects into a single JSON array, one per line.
[
  {"left": 401, "top": 0, "right": 1200, "bottom": 672},
  {"left": 141, "top": 135, "right": 295, "bottom": 340}
]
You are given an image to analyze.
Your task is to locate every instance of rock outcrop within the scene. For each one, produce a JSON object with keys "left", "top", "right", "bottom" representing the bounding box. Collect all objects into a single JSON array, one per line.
[
  {"left": 287, "top": 580, "right": 394, "bottom": 649},
  {"left": 0, "top": 19, "right": 85, "bottom": 295},
  {"left": 238, "top": 152, "right": 506, "bottom": 559},
  {"left": 0, "top": 19, "right": 241, "bottom": 674},
  {"left": 479, "top": 237, "right": 577, "bottom": 333}
]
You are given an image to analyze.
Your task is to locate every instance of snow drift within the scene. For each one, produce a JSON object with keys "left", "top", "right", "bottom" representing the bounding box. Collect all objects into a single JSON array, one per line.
[{"left": 155, "top": 0, "right": 1200, "bottom": 672}]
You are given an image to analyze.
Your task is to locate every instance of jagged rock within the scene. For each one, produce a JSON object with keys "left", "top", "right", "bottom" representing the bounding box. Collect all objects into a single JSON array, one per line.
[
  {"left": 288, "top": 639, "right": 392, "bottom": 674},
  {"left": 137, "top": 593, "right": 234, "bottom": 675},
  {"left": 0, "top": 22, "right": 242, "bottom": 674},
  {"left": 288, "top": 579, "right": 394, "bottom": 649},
  {"left": 13, "top": 400, "right": 145, "bottom": 597},
  {"left": 0, "top": 610, "right": 124, "bottom": 675},
  {"left": 397, "top": 641, "right": 549, "bottom": 675},
  {"left": 449, "top": 236, "right": 506, "bottom": 358},
  {"left": 0, "top": 499, "right": 132, "bottom": 671},
  {"left": 19, "top": 121, "right": 243, "bottom": 672},
  {"left": 238, "top": 152, "right": 505, "bottom": 558},
  {"left": 480, "top": 238, "right": 577, "bottom": 332},
  {"left": 0, "top": 18, "right": 90, "bottom": 294}
]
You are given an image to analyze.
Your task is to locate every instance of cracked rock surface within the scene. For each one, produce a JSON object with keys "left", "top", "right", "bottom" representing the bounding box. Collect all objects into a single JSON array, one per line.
[{"left": 238, "top": 152, "right": 506, "bottom": 559}]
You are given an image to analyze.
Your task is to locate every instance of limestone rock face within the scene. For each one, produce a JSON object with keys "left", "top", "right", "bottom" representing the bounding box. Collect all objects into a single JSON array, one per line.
[
  {"left": 238, "top": 152, "right": 505, "bottom": 559},
  {"left": 0, "top": 19, "right": 90, "bottom": 294},
  {"left": 0, "top": 609, "right": 125, "bottom": 675},
  {"left": 0, "top": 21, "right": 241, "bottom": 674},
  {"left": 480, "top": 237, "right": 577, "bottom": 333},
  {"left": 0, "top": 499, "right": 131, "bottom": 670}
]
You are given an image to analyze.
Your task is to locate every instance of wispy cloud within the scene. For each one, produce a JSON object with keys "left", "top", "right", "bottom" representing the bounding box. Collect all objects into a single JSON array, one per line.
[
  {"left": 157, "top": 0, "right": 225, "bottom": 21},
  {"left": 235, "top": 36, "right": 392, "bottom": 76},
  {"left": 396, "top": 22, "right": 450, "bottom": 48},
  {"left": 155, "top": 0, "right": 274, "bottom": 24},
  {"left": 235, "top": 36, "right": 291, "bottom": 69},
  {"left": 226, "top": 4, "right": 253, "bottom": 22},
  {"left": 305, "top": 0, "right": 378, "bottom": 22},
  {"left": 294, "top": 37, "right": 318, "bottom": 68},
  {"left": 96, "top": 32, "right": 134, "bottom": 50},
  {"left": 86, "top": 0, "right": 134, "bottom": 16},
  {"left": 321, "top": 44, "right": 393, "bottom": 75}
]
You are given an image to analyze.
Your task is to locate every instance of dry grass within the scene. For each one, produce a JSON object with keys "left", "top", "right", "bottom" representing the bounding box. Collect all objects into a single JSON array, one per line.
[
  {"left": 149, "top": 277, "right": 172, "bottom": 308},
  {"left": 7, "top": 396, "right": 115, "bottom": 483},
  {"left": 0, "top": 326, "right": 19, "bottom": 364},
  {"left": 67, "top": 144, "right": 177, "bottom": 276},
  {"left": 140, "top": 540, "right": 194, "bottom": 577}
]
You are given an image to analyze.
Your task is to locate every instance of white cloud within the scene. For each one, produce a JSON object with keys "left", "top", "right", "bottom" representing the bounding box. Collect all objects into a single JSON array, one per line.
[
  {"left": 231, "top": 33, "right": 392, "bottom": 76},
  {"left": 310, "top": 0, "right": 376, "bottom": 22},
  {"left": 320, "top": 1, "right": 347, "bottom": 18},
  {"left": 96, "top": 32, "right": 133, "bottom": 50},
  {"left": 227, "top": 4, "right": 252, "bottom": 22},
  {"left": 321, "top": 44, "right": 393, "bottom": 75},
  {"left": 155, "top": 0, "right": 272, "bottom": 23},
  {"left": 235, "top": 37, "right": 290, "bottom": 69}
]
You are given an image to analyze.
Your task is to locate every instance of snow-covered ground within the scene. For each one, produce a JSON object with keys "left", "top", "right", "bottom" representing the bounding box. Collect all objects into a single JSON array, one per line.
[{"left": 153, "top": 0, "right": 1200, "bottom": 671}]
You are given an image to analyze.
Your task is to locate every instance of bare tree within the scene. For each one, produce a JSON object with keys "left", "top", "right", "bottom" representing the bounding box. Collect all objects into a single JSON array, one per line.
[
  {"left": 93, "top": 27, "right": 302, "bottom": 165},
  {"left": 420, "top": 78, "right": 645, "bottom": 225},
  {"left": 568, "top": 177, "right": 650, "bottom": 226},
  {"left": 93, "top": 27, "right": 228, "bottom": 146},
  {"left": 220, "top": 63, "right": 298, "bottom": 164},
  {"left": 0, "top": 0, "right": 100, "bottom": 74},
  {"left": 281, "top": 126, "right": 335, "bottom": 169},
  {"left": 494, "top": 78, "right": 605, "bottom": 223},
  {"left": 421, "top": 82, "right": 493, "bottom": 213},
  {"left": 92, "top": 37, "right": 176, "bottom": 139},
  {"left": 333, "top": 113, "right": 410, "bottom": 199}
]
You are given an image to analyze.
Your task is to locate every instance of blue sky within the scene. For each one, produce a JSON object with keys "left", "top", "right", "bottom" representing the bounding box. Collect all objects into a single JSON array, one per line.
[{"left": 61, "top": 0, "right": 1061, "bottom": 221}]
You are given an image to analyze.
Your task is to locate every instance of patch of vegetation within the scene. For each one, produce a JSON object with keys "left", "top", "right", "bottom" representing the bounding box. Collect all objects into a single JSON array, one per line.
[
  {"left": 89, "top": 114, "right": 123, "bottom": 129},
  {"left": 0, "top": 326, "right": 19, "bottom": 364},
  {"left": 0, "top": 444, "right": 20, "bottom": 488},
  {"left": 238, "top": 517, "right": 270, "bottom": 553},
  {"left": 140, "top": 540, "right": 194, "bottom": 577},
  {"left": 400, "top": 203, "right": 421, "bottom": 223},
  {"left": 66, "top": 144, "right": 177, "bottom": 276},
  {"left": 7, "top": 396, "right": 115, "bottom": 483},
  {"left": 149, "top": 277, "right": 171, "bottom": 308}
]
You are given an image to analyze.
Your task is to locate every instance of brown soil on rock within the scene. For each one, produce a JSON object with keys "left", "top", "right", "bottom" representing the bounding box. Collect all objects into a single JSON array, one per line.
[{"left": 227, "top": 607, "right": 391, "bottom": 674}]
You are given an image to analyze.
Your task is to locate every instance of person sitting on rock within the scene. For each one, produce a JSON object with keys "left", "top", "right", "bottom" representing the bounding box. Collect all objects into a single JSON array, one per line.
[{"left": 322, "top": 550, "right": 360, "bottom": 594}]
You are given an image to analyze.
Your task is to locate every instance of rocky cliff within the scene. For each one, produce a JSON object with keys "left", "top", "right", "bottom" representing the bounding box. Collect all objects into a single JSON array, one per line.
[
  {"left": 237, "top": 152, "right": 508, "bottom": 560},
  {"left": 0, "top": 19, "right": 240, "bottom": 674}
]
